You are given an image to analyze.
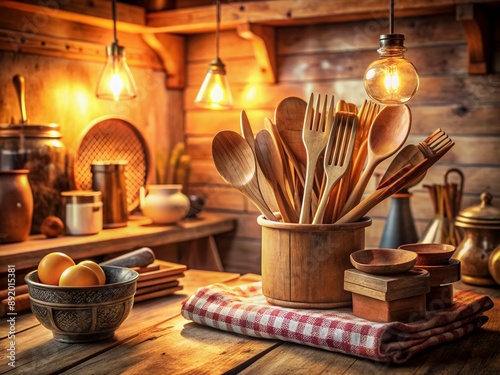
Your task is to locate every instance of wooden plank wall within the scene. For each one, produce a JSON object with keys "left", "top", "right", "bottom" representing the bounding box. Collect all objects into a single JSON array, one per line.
[
  {"left": 0, "top": 5, "right": 184, "bottom": 190},
  {"left": 184, "top": 12, "right": 500, "bottom": 274}
]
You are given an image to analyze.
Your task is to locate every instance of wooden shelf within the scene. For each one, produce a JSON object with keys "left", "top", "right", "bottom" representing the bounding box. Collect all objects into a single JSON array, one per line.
[
  {"left": 0, "top": 0, "right": 497, "bottom": 86},
  {"left": 0, "top": 212, "right": 236, "bottom": 272}
]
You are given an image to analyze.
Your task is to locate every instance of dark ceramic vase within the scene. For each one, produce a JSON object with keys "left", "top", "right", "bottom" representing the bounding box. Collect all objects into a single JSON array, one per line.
[
  {"left": 379, "top": 190, "right": 418, "bottom": 248},
  {"left": 0, "top": 170, "right": 33, "bottom": 243}
]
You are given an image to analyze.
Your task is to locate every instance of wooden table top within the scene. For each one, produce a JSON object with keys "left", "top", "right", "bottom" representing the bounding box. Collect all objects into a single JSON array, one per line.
[{"left": 1, "top": 270, "right": 498, "bottom": 374}]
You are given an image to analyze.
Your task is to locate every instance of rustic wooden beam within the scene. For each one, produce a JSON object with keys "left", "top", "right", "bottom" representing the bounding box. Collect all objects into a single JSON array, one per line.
[
  {"left": 237, "top": 23, "right": 276, "bottom": 84},
  {"left": 146, "top": 0, "right": 497, "bottom": 33},
  {"left": 456, "top": 3, "right": 491, "bottom": 74},
  {"left": 142, "top": 33, "right": 186, "bottom": 89},
  {"left": 0, "top": 0, "right": 148, "bottom": 33}
]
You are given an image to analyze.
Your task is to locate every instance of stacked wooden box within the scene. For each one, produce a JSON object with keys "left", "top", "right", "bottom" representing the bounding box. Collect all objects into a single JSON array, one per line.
[
  {"left": 344, "top": 268, "right": 430, "bottom": 323},
  {"left": 133, "top": 260, "right": 187, "bottom": 302}
]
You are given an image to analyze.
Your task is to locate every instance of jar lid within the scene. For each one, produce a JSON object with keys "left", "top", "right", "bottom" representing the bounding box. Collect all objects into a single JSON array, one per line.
[
  {"left": 455, "top": 192, "right": 500, "bottom": 229},
  {"left": 0, "top": 123, "right": 62, "bottom": 138},
  {"left": 61, "top": 190, "right": 102, "bottom": 204}
]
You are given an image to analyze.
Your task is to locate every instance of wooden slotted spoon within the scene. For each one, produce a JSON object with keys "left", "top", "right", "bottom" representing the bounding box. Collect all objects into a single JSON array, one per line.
[{"left": 212, "top": 130, "right": 278, "bottom": 221}]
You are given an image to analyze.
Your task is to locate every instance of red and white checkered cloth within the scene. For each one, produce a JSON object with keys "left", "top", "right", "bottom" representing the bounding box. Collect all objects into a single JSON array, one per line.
[{"left": 180, "top": 282, "right": 494, "bottom": 363}]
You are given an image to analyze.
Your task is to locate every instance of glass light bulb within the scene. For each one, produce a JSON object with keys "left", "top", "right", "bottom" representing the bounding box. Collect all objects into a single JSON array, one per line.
[
  {"left": 364, "top": 34, "right": 419, "bottom": 105},
  {"left": 96, "top": 42, "right": 137, "bottom": 101},
  {"left": 195, "top": 58, "right": 233, "bottom": 110}
]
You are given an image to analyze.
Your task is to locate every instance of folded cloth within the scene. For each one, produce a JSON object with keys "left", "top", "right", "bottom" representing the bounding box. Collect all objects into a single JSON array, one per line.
[{"left": 180, "top": 282, "right": 494, "bottom": 363}]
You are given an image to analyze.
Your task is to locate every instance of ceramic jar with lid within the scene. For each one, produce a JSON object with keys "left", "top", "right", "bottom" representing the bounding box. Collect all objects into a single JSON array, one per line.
[
  {"left": 453, "top": 192, "right": 500, "bottom": 286},
  {"left": 61, "top": 191, "right": 103, "bottom": 235}
]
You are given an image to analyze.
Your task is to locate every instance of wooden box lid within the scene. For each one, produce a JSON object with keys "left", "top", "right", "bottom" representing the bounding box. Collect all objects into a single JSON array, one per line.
[{"left": 344, "top": 268, "right": 430, "bottom": 302}]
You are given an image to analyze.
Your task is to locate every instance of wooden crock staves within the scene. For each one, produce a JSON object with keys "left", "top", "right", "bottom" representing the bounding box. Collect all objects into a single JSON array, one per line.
[{"left": 258, "top": 215, "right": 372, "bottom": 308}]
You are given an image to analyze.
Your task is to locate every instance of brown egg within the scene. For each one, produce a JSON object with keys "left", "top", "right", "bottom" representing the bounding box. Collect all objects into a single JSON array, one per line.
[
  {"left": 79, "top": 260, "right": 106, "bottom": 285},
  {"left": 37, "top": 252, "right": 75, "bottom": 285},
  {"left": 59, "top": 265, "right": 100, "bottom": 287}
]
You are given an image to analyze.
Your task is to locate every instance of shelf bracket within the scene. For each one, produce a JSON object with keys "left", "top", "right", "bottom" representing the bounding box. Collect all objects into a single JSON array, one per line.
[
  {"left": 141, "top": 33, "right": 186, "bottom": 89},
  {"left": 456, "top": 4, "right": 491, "bottom": 75},
  {"left": 237, "top": 23, "right": 277, "bottom": 84}
]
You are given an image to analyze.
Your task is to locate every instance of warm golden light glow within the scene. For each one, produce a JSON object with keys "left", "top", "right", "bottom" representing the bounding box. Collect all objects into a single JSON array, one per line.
[
  {"left": 194, "top": 0, "right": 232, "bottom": 110},
  {"left": 195, "top": 59, "right": 233, "bottom": 110},
  {"left": 96, "top": 44, "right": 137, "bottom": 101},
  {"left": 384, "top": 66, "right": 400, "bottom": 93},
  {"left": 242, "top": 84, "right": 259, "bottom": 103},
  {"left": 95, "top": 0, "right": 136, "bottom": 102},
  {"left": 364, "top": 35, "right": 419, "bottom": 105},
  {"left": 110, "top": 73, "right": 123, "bottom": 101},
  {"left": 364, "top": 57, "right": 419, "bottom": 105}
]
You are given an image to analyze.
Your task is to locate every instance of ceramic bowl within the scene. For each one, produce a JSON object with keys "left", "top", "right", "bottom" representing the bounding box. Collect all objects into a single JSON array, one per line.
[
  {"left": 25, "top": 266, "right": 138, "bottom": 343},
  {"left": 398, "top": 243, "right": 456, "bottom": 266},
  {"left": 350, "top": 248, "right": 417, "bottom": 275}
]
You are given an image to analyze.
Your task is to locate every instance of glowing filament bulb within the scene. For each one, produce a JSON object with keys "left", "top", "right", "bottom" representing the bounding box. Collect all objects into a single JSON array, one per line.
[
  {"left": 364, "top": 34, "right": 419, "bottom": 105},
  {"left": 110, "top": 73, "right": 123, "bottom": 101}
]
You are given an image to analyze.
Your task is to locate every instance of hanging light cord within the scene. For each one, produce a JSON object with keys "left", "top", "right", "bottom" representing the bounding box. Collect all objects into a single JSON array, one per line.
[
  {"left": 112, "top": 0, "right": 118, "bottom": 43},
  {"left": 389, "top": 0, "right": 394, "bottom": 34},
  {"left": 215, "top": 0, "right": 221, "bottom": 60}
]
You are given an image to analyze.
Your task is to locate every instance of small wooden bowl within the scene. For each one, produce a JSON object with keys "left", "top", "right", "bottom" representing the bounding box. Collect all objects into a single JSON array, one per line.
[
  {"left": 350, "top": 249, "right": 418, "bottom": 275},
  {"left": 416, "top": 259, "right": 461, "bottom": 286},
  {"left": 398, "top": 243, "right": 456, "bottom": 266}
]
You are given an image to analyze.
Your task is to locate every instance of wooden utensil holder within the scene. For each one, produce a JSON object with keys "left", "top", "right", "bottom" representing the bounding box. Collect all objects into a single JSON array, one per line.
[
  {"left": 344, "top": 268, "right": 430, "bottom": 323},
  {"left": 258, "top": 216, "right": 372, "bottom": 308}
]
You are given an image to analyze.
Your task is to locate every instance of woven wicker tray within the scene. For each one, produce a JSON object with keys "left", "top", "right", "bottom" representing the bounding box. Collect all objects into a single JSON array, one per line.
[{"left": 72, "top": 117, "right": 151, "bottom": 212}]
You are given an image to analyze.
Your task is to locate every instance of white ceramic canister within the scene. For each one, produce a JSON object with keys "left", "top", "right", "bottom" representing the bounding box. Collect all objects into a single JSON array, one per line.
[
  {"left": 61, "top": 191, "right": 103, "bottom": 235},
  {"left": 140, "top": 184, "right": 190, "bottom": 225}
]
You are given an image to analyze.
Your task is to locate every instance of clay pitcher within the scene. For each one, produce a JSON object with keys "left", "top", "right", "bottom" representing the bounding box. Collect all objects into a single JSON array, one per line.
[{"left": 0, "top": 170, "right": 34, "bottom": 243}]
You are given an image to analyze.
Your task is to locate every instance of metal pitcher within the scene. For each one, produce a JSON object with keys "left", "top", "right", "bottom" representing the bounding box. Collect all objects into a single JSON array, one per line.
[{"left": 91, "top": 161, "right": 128, "bottom": 228}]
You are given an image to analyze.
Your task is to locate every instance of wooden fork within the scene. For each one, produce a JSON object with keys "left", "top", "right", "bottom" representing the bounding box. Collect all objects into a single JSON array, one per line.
[
  {"left": 300, "top": 93, "right": 334, "bottom": 224},
  {"left": 417, "top": 128, "right": 453, "bottom": 158},
  {"left": 336, "top": 140, "right": 455, "bottom": 225},
  {"left": 379, "top": 128, "right": 453, "bottom": 190},
  {"left": 312, "top": 112, "right": 358, "bottom": 224}
]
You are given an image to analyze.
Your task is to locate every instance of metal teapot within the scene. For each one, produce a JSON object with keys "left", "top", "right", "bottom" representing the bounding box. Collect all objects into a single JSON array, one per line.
[{"left": 453, "top": 192, "right": 500, "bottom": 286}]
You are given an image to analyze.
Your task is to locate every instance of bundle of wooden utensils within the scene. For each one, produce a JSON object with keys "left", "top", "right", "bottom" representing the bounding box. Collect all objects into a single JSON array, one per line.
[
  {"left": 212, "top": 93, "right": 455, "bottom": 224},
  {"left": 420, "top": 168, "right": 465, "bottom": 246}
]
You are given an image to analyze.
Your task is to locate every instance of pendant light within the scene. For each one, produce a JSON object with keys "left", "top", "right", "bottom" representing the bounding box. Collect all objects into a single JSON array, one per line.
[
  {"left": 363, "top": 0, "right": 419, "bottom": 105},
  {"left": 96, "top": 0, "right": 137, "bottom": 101},
  {"left": 194, "top": 0, "right": 233, "bottom": 109}
]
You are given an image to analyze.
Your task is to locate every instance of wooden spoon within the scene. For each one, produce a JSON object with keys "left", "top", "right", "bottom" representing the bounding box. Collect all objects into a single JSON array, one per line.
[
  {"left": 212, "top": 130, "right": 278, "bottom": 221},
  {"left": 263, "top": 117, "right": 302, "bottom": 213},
  {"left": 340, "top": 104, "right": 412, "bottom": 217},
  {"left": 240, "top": 110, "right": 279, "bottom": 213},
  {"left": 255, "top": 129, "right": 298, "bottom": 223},
  {"left": 274, "top": 97, "right": 308, "bottom": 171}
]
